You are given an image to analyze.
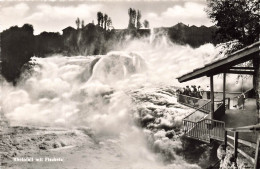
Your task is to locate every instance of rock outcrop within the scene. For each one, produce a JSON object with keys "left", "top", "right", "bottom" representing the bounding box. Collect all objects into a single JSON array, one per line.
[{"left": 217, "top": 145, "right": 253, "bottom": 169}]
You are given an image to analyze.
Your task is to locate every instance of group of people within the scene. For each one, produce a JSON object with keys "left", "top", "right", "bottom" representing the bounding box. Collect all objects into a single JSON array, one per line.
[{"left": 177, "top": 85, "right": 203, "bottom": 99}]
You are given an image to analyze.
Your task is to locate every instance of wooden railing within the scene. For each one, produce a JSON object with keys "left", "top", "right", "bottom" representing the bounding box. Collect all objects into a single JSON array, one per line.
[
  {"left": 206, "top": 119, "right": 226, "bottom": 142},
  {"left": 214, "top": 98, "right": 230, "bottom": 110},
  {"left": 180, "top": 91, "right": 260, "bottom": 168},
  {"left": 183, "top": 100, "right": 211, "bottom": 122},
  {"left": 177, "top": 94, "right": 211, "bottom": 113},
  {"left": 183, "top": 119, "right": 210, "bottom": 143},
  {"left": 244, "top": 88, "right": 256, "bottom": 99},
  {"left": 213, "top": 102, "right": 225, "bottom": 120},
  {"left": 224, "top": 124, "right": 260, "bottom": 169},
  {"left": 181, "top": 97, "right": 226, "bottom": 143},
  {"left": 200, "top": 100, "right": 212, "bottom": 113},
  {"left": 183, "top": 118, "right": 225, "bottom": 143},
  {"left": 178, "top": 94, "right": 230, "bottom": 112}
]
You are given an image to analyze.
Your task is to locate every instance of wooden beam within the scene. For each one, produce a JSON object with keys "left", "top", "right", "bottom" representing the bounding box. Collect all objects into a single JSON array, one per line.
[
  {"left": 253, "top": 57, "right": 260, "bottom": 124},
  {"left": 226, "top": 70, "right": 255, "bottom": 75},
  {"left": 230, "top": 67, "right": 255, "bottom": 70},
  {"left": 254, "top": 134, "right": 260, "bottom": 169},
  {"left": 237, "top": 146, "right": 255, "bottom": 165},
  {"left": 227, "top": 134, "right": 257, "bottom": 149},
  {"left": 224, "top": 131, "right": 228, "bottom": 149},
  {"left": 177, "top": 41, "right": 259, "bottom": 82},
  {"left": 227, "top": 142, "right": 255, "bottom": 165},
  {"left": 210, "top": 75, "right": 214, "bottom": 119},
  {"left": 226, "top": 124, "right": 260, "bottom": 132},
  {"left": 234, "top": 132, "right": 238, "bottom": 159},
  {"left": 223, "top": 73, "right": 226, "bottom": 114}
]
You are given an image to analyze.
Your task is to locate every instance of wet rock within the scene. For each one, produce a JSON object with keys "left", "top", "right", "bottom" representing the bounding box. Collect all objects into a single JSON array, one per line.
[
  {"left": 147, "top": 123, "right": 156, "bottom": 129},
  {"left": 12, "top": 140, "right": 19, "bottom": 146},
  {"left": 16, "top": 146, "right": 23, "bottom": 150},
  {"left": 66, "top": 132, "right": 77, "bottom": 137},
  {"left": 157, "top": 124, "right": 174, "bottom": 131},
  {"left": 53, "top": 142, "right": 60, "bottom": 148},
  {"left": 39, "top": 142, "right": 49, "bottom": 150},
  {"left": 237, "top": 162, "right": 251, "bottom": 169},
  {"left": 154, "top": 130, "right": 166, "bottom": 140},
  {"left": 141, "top": 114, "right": 155, "bottom": 126},
  {"left": 78, "top": 127, "right": 95, "bottom": 138},
  {"left": 60, "top": 141, "right": 66, "bottom": 147},
  {"left": 165, "top": 130, "right": 176, "bottom": 139},
  {"left": 45, "top": 137, "right": 52, "bottom": 141},
  {"left": 11, "top": 151, "right": 17, "bottom": 157},
  {"left": 217, "top": 144, "right": 226, "bottom": 160},
  {"left": 217, "top": 145, "right": 252, "bottom": 169},
  {"left": 147, "top": 107, "right": 156, "bottom": 112}
]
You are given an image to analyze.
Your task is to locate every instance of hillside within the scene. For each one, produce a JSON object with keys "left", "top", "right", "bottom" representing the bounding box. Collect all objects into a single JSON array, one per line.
[
  {"left": 33, "top": 22, "right": 217, "bottom": 57},
  {"left": 154, "top": 23, "right": 218, "bottom": 48},
  {"left": 0, "top": 23, "right": 218, "bottom": 83}
]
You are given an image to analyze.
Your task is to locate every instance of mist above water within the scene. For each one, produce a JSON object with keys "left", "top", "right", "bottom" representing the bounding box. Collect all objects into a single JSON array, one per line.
[{"left": 1, "top": 34, "right": 233, "bottom": 168}]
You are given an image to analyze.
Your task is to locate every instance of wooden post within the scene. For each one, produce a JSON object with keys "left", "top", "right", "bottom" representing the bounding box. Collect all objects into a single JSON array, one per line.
[
  {"left": 228, "top": 98, "right": 230, "bottom": 109},
  {"left": 210, "top": 75, "right": 214, "bottom": 119},
  {"left": 224, "top": 130, "right": 228, "bottom": 149},
  {"left": 253, "top": 58, "right": 260, "bottom": 124},
  {"left": 234, "top": 132, "right": 238, "bottom": 159},
  {"left": 254, "top": 133, "right": 260, "bottom": 169},
  {"left": 223, "top": 73, "right": 226, "bottom": 113}
]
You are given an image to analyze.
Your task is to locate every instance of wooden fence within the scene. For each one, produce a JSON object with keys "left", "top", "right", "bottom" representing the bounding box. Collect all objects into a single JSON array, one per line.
[{"left": 225, "top": 124, "right": 260, "bottom": 169}]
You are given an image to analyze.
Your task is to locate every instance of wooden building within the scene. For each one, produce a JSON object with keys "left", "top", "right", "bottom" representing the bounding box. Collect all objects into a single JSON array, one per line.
[{"left": 176, "top": 41, "right": 260, "bottom": 168}]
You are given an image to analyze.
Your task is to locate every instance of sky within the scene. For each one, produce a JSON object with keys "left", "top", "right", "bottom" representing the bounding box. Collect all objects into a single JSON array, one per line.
[{"left": 0, "top": 0, "right": 213, "bottom": 35}]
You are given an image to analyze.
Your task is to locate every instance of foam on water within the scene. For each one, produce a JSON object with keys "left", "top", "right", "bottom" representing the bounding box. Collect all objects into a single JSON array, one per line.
[
  {"left": 87, "top": 51, "right": 146, "bottom": 85},
  {"left": 1, "top": 35, "right": 246, "bottom": 168}
]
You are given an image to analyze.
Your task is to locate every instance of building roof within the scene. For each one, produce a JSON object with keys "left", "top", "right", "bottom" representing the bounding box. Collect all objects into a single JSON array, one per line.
[{"left": 177, "top": 41, "right": 260, "bottom": 83}]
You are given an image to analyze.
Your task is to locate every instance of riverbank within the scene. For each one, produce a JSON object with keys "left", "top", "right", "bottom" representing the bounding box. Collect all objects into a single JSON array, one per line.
[{"left": 1, "top": 85, "right": 221, "bottom": 169}]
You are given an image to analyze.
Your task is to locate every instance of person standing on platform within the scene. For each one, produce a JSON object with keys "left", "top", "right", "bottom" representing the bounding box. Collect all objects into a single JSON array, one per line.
[
  {"left": 206, "top": 85, "right": 210, "bottom": 99},
  {"left": 198, "top": 86, "right": 203, "bottom": 99},
  {"left": 241, "top": 92, "right": 245, "bottom": 109},
  {"left": 186, "top": 86, "right": 191, "bottom": 96}
]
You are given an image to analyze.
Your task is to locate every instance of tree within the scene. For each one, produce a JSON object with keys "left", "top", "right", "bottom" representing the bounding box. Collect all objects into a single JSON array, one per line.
[
  {"left": 107, "top": 17, "right": 113, "bottom": 30},
  {"left": 136, "top": 10, "right": 142, "bottom": 29},
  {"left": 100, "top": 13, "right": 104, "bottom": 28},
  {"left": 206, "top": 0, "right": 260, "bottom": 54},
  {"left": 81, "top": 20, "right": 85, "bottom": 28},
  {"left": 104, "top": 14, "right": 108, "bottom": 30},
  {"left": 128, "top": 8, "right": 133, "bottom": 29},
  {"left": 1, "top": 24, "right": 34, "bottom": 84},
  {"left": 75, "top": 18, "right": 80, "bottom": 29},
  {"left": 22, "top": 24, "right": 34, "bottom": 33},
  {"left": 143, "top": 20, "right": 149, "bottom": 29},
  {"left": 97, "top": 12, "right": 103, "bottom": 27},
  {"left": 132, "top": 9, "right": 137, "bottom": 28},
  {"left": 128, "top": 8, "right": 136, "bottom": 29}
]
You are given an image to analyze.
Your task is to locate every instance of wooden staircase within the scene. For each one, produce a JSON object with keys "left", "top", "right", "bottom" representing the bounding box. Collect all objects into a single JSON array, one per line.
[
  {"left": 184, "top": 117, "right": 225, "bottom": 143},
  {"left": 178, "top": 94, "right": 260, "bottom": 168},
  {"left": 179, "top": 94, "right": 226, "bottom": 143}
]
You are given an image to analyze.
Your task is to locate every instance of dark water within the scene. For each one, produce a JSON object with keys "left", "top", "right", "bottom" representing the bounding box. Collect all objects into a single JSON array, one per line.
[{"left": 177, "top": 137, "right": 220, "bottom": 168}]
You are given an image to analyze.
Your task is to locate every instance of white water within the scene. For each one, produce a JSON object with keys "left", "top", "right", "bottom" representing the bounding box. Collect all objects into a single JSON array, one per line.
[{"left": 1, "top": 36, "right": 227, "bottom": 168}]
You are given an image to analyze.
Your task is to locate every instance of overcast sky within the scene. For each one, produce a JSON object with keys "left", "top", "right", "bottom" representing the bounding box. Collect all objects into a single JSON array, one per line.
[{"left": 0, "top": 0, "right": 213, "bottom": 35}]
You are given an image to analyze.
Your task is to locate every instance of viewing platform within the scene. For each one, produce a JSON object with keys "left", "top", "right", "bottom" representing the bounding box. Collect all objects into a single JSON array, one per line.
[
  {"left": 178, "top": 92, "right": 259, "bottom": 167},
  {"left": 178, "top": 94, "right": 226, "bottom": 143},
  {"left": 176, "top": 41, "right": 260, "bottom": 168}
]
